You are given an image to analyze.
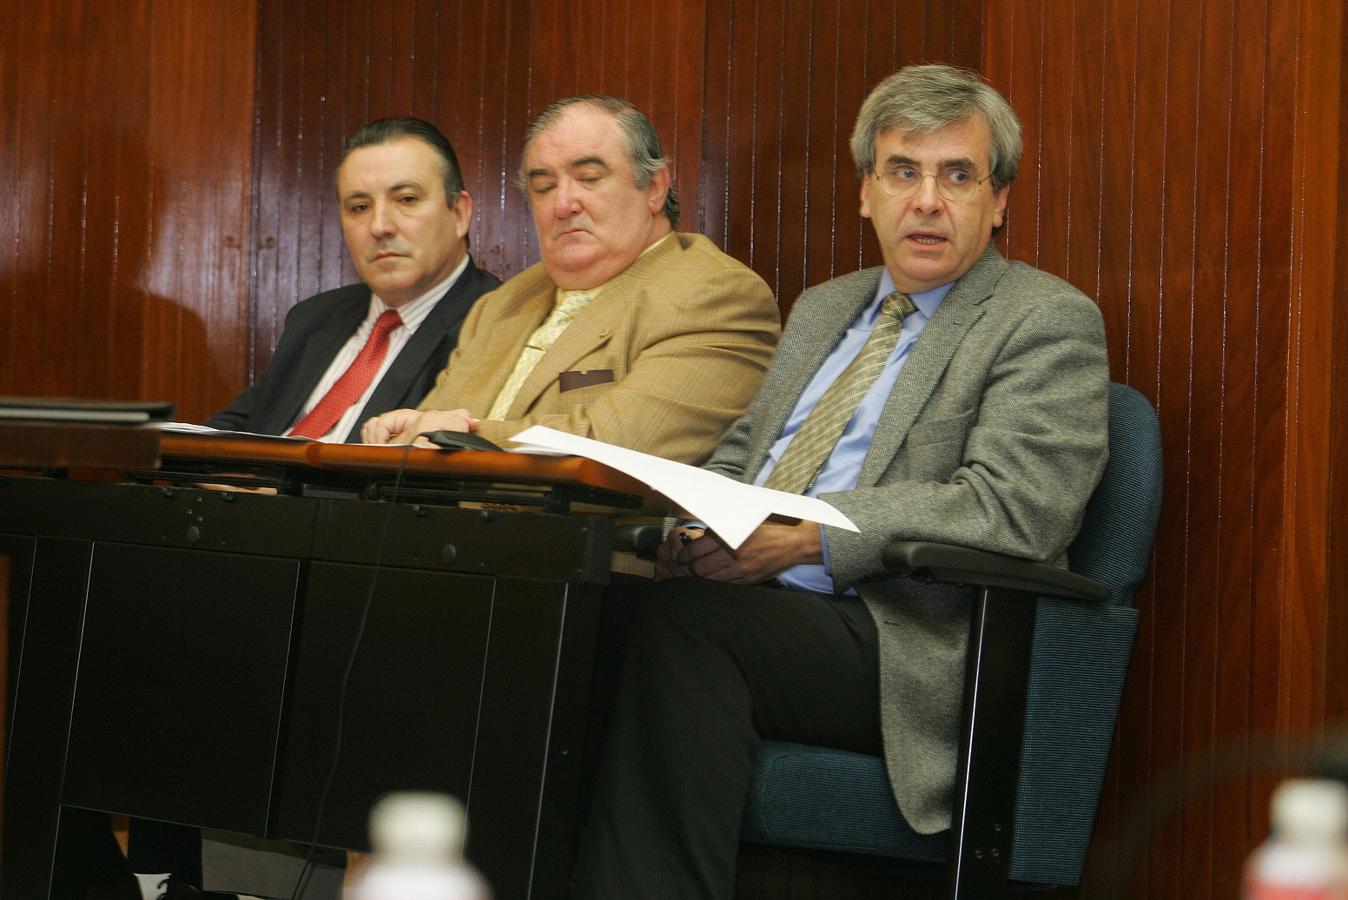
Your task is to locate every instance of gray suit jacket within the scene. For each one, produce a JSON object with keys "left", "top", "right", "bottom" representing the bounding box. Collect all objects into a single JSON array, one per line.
[{"left": 703, "top": 244, "right": 1109, "bottom": 834}]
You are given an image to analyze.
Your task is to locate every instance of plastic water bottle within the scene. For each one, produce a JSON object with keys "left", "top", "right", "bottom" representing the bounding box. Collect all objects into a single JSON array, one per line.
[
  {"left": 1243, "top": 779, "right": 1348, "bottom": 899},
  {"left": 346, "top": 792, "right": 491, "bottom": 900}
]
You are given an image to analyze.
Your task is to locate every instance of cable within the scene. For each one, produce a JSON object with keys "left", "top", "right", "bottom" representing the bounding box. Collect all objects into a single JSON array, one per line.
[{"left": 288, "top": 442, "right": 415, "bottom": 900}]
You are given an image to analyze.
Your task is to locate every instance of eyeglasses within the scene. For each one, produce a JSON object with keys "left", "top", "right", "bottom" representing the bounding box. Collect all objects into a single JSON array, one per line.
[{"left": 872, "top": 166, "right": 993, "bottom": 202}]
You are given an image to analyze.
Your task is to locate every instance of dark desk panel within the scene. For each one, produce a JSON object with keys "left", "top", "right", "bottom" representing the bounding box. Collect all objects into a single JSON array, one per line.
[
  {"left": 63, "top": 544, "right": 302, "bottom": 834},
  {"left": 271, "top": 561, "right": 496, "bottom": 847},
  {"left": 2, "top": 475, "right": 613, "bottom": 899}
]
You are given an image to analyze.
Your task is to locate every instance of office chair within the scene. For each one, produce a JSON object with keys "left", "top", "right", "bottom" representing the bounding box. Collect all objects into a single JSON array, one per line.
[{"left": 740, "top": 382, "right": 1164, "bottom": 898}]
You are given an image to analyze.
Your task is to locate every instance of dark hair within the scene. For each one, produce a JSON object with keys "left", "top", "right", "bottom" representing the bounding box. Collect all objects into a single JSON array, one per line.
[
  {"left": 340, "top": 117, "right": 465, "bottom": 201},
  {"left": 516, "top": 95, "right": 680, "bottom": 228}
]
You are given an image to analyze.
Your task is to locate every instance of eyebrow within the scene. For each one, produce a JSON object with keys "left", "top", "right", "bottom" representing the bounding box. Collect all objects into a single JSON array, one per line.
[
  {"left": 526, "top": 156, "right": 614, "bottom": 179},
  {"left": 568, "top": 156, "right": 610, "bottom": 171},
  {"left": 340, "top": 179, "right": 428, "bottom": 203},
  {"left": 881, "top": 154, "right": 980, "bottom": 171}
]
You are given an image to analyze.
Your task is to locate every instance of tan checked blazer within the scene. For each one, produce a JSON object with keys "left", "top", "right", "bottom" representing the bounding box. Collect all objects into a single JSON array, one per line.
[{"left": 417, "top": 232, "right": 781, "bottom": 464}]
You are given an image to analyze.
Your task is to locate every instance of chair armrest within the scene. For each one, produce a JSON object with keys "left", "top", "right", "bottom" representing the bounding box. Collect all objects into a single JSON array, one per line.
[
  {"left": 881, "top": 541, "right": 1110, "bottom": 603},
  {"left": 613, "top": 522, "right": 665, "bottom": 553}
]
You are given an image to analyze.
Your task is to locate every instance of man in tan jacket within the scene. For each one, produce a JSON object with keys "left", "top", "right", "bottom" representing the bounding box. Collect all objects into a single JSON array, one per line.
[{"left": 362, "top": 95, "right": 780, "bottom": 464}]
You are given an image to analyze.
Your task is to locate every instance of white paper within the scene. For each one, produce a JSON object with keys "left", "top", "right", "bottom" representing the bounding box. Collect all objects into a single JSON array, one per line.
[
  {"left": 157, "top": 421, "right": 222, "bottom": 433},
  {"left": 157, "top": 422, "right": 312, "bottom": 441},
  {"left": 507, "top": 426, "right": 858, "bottom": 548}
]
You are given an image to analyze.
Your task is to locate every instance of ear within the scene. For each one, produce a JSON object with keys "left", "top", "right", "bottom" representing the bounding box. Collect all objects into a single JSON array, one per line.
[
  {"left": 991, "top": 184, "right": 1009, "bottom": 230},
  {"left": 646, "top": 166, "right": 672, "bottom": 217},
  {"left": 451, "top": 190, "right": 473, "bottom": 240},
  {"left": 859, "top": 175, "right": 874, "bottom": 220}
]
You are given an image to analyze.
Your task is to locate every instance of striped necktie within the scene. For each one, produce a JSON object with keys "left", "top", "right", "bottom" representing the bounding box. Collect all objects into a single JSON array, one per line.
[
  {"left": 763, "top": 291, "right": 918, "bottom": 494},
  {"left": 487, "top": 289, "right": 594, "bottom": 419}
]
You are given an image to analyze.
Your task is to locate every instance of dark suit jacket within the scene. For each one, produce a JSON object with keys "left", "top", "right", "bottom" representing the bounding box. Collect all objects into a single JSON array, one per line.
[{"left": 206, "top": 259, "right": 499, "bottom": 442}]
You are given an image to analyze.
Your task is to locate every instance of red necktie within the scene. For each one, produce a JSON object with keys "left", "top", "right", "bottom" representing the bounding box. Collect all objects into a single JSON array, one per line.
[{"left": 290, "top": 309, "right": 403, "bottom": 439}]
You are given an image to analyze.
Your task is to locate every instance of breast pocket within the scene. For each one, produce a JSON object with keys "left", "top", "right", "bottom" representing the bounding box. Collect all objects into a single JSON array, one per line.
[{"left": 903, "top": 408, "right": 975, "bottom": 481}]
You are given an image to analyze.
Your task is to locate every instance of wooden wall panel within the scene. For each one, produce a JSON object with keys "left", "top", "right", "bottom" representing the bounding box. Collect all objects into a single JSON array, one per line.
[
  {"left": 5, "top": 1, "right": 1347, "bottom": 897},
  {"left": 521, "top": 0, "right": 707, "bottom": 266},
  {"left": 1324, "top": 0, "right": 1348, "bottom": 735},
  {"left": 701, "top": 0, "right": 982, "bottom": 313},
  {"left": 0, "top": 0, "right": 255, "bottom": 422},
  {"left": 1284, "top": 0, "right": 1347, "bottom": 748},
  {"left": 987, "top": 0, "right": 1345, "bottom": 896},
  {"left": 248, "top": 0, "right": 705, "bottom": 376}
]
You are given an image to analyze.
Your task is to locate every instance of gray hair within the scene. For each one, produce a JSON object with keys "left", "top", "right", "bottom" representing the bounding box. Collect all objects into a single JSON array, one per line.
[
  {"left": 517, "top": 95, "right": 680, "bottom": 228},
  {"left": 850, "top": 65, "right": 1023, "bottom": 190}
]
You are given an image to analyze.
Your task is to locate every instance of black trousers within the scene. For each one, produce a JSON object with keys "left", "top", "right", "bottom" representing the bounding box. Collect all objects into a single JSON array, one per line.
[{"left": 572, "top": 577, "right": 883, "bottom": 900}]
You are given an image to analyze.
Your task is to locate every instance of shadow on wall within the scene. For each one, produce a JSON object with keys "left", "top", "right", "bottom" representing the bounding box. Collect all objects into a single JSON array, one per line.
[{"left": 1, "top": 122, "right": 231, "bottom": 421}]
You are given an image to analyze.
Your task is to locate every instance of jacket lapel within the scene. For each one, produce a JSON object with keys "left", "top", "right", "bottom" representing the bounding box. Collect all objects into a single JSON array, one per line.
[
  {"left": 504, "top": 235, "right": 683, "bottom": 418},
  {"left": 855, "top": 245, "right": 1007, "bottom": 486},
  {"left": 267, "top": 288, "right": 369, "bottom": 433},
  {"left": 743, "top": 269, "right": 884, "bottom": 481},
  {"left": 505, "top": 292, "right": 622, "bottom": 416},
  {"left": 462, "top": 278, "right": 553, "bottom": 413},
  {"left": 354, "top": 261, "right": 491, "bottom": 429}
]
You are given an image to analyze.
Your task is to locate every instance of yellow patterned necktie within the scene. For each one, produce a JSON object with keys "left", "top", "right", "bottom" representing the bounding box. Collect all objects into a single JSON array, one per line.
[
  {"left": 763, "top": 291, "right": 918, "bottom": 494},
  {"left": 487, "top": 289, "right": 594, "bottom": 419}
]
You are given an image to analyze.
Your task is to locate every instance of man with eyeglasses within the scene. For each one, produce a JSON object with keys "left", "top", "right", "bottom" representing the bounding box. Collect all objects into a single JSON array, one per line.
[{"left": 571, "top": 65, "right": 1109, "bottom": 898}]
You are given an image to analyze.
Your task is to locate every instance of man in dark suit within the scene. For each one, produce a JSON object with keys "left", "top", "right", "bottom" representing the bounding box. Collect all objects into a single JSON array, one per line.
[
  {"left": 205, "top": 116, "right": 499, "bottom": 441},
  {"left": 89, "top": 117, "right": 500, "bottom": 899},
  {"left": 571, "top": 65, "right": 1111, "bottom": 899}
]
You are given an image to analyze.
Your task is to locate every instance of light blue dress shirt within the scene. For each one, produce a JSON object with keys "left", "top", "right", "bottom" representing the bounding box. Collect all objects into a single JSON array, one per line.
[{"left": 757, "top": 273, "right": 951, "bottom": 593}]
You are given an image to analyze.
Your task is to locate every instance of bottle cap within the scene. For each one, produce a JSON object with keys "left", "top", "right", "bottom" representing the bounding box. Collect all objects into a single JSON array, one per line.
[
  {"left": 369, "top": 792, "right": 468, "bottom": 861},
  {"left": 1272, "top": 779, "right": 1348, "bottom": 840}
]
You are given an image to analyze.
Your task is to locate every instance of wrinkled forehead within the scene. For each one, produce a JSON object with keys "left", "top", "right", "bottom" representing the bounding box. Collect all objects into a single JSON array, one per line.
[
  {"left": 525, "top": 105, "right": 629, "bottom": 174},
  {"left": 337, "top": 137, "right": 446, "bottom": 194},
  {"left": 875, "top": 115, "right": 993, "bottom": 169}
]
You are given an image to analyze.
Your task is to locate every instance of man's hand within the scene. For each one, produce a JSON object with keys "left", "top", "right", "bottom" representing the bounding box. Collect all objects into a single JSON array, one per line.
[
  {"left": 655, "top": 520, "right": 822, "bottom": 584},
  {"left": 655, "top": 525, "right": 705, "bottom": 579},
  {"left": 361, "top": 408, "right": 477, "bottom": 446}
]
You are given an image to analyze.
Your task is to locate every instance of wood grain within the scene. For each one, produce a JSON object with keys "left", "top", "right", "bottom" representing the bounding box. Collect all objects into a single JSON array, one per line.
[
  {"left": 0, "top": 0, "right": 255, "bottom": 422},
  {"left": 4, "top": 1, "right": 1348, "bottom": 896},
  {"left": 987, "top": 0, "right": 1346, "bottom": 895}
]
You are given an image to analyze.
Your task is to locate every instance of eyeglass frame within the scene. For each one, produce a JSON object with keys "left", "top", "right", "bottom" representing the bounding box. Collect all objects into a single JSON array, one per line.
[{"left": 870, "top": 163, "right": 997, "bottom": 203}]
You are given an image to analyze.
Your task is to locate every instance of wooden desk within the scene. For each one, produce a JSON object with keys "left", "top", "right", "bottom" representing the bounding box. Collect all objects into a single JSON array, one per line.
[
  {"left": 150, "top": 433, "right": 657, "bottom": 514},
  {"left": 0, "top": 420, "right": 161, "bottom": 470},
  {"left": 1, "top": 440, "right": 658, "bottom": 899}
]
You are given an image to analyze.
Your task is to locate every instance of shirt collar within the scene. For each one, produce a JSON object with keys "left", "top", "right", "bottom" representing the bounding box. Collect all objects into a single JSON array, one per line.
[
  {"left": 869, "top": 270, "right": 954, "bottom": 324},
  {"left": 370, "top": 253, "right": 470, "bottom": 330}
]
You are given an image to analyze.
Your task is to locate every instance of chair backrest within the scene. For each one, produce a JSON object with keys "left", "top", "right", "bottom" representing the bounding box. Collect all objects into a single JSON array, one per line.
[
  {"left": 1068, "top": 382, "right": 1164, "bottom": 605},
  {"left": 1012, "top": 383, "right": 1163, "bottom": 884}
]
